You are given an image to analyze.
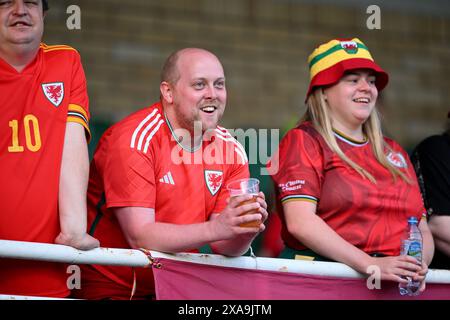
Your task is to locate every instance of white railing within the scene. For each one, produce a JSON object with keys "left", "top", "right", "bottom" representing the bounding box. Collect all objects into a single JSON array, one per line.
[
  {"left": 1, "top": 239, "right": 450, "bottom": 299},
  {"left": 0, "top": 239, "right": 151, "bottom": 267}
]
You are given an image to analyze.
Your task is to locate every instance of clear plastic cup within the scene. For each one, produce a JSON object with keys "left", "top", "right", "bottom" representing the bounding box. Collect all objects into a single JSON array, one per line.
[{"left": 226, "top": 178, "right": 261, "bottom": 228}]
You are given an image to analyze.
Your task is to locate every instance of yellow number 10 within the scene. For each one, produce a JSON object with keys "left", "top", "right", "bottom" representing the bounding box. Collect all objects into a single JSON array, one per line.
[{"left": 8, "top": 114, "right": 42, "bottom": 153}]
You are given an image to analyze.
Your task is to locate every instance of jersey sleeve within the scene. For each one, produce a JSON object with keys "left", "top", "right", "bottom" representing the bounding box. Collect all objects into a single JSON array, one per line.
[
  {"left": 412, "top": 136, "right": 450, "bottom": 216},
  {"left": 212, "top": 163, "right": 250, "bottom": 215},
  {"left": 100, "top": 131, "right": 156, "bottom": 209},
  {"left": 268, "top": 128, "right": 324, "bottom": 204},
  {"left": 66, "top": 50, "right": 91, "bottom": 141}
]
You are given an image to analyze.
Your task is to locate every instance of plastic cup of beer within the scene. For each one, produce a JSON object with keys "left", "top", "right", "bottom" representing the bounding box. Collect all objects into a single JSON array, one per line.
[{"left": 226, "top": 178, "right": 261, "bottom": 228}]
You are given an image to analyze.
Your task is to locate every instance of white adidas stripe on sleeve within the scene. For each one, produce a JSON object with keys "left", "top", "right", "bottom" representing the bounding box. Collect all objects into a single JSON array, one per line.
[
  {"left": 130, "top": 109, "right": 164, "bottom": 153},
  {"left": 130, "top": 109, "right": 158, "bottom": 149},
  {"left": 143, "top": 120, "right": 165, "bottom": 153},
  {"left": 137, "top": 114, "right": 162, "bottom": 151}
]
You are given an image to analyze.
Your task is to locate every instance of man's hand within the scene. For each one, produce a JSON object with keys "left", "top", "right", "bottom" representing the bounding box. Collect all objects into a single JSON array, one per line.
[
  {"left": 255, "top": 191, "right": 269, "bottom": 226},
  {"left": 208, "top": 191, "right": 269, "bottom": 256},
  {"left": 209, "top": 192, "right": 269, "bottom": 240},
  {"left": 55, "top": 232, "right": 100, "bottom": 250}
]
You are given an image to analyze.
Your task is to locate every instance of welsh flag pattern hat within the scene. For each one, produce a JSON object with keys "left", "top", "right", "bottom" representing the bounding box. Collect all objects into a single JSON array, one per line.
[{"left": 306, "top": 38, "right": 389, "bottom": 100}]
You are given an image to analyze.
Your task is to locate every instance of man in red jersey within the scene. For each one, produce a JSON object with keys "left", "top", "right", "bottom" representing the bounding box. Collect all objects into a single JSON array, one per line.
[
  {"left": 76, "top": 48, "right": 268, "bottom": 300},
  {"left": 0, "top": 0, "right": 99, "bottom": 298}
]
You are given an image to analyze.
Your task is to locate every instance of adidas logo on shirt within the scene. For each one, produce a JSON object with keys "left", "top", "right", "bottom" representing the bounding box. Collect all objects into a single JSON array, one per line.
[{"left": 159, "top": 171, "right": 175, "bottom": 185}]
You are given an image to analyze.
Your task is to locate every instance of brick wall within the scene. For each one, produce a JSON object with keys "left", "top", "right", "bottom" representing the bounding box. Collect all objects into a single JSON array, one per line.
[{"left": 43, "top": 0, "right": 450, "bottom": 149}]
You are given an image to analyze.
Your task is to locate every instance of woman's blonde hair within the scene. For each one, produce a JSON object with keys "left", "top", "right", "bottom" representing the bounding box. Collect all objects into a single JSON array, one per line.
[{"left": 302, "top": 89, "right": 411, "bottom": 184}]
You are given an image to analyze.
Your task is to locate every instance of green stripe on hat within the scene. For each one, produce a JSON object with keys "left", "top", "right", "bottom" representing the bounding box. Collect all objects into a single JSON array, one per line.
[{"left": 309, "top": 42, "right": 369, "bottom": 69}]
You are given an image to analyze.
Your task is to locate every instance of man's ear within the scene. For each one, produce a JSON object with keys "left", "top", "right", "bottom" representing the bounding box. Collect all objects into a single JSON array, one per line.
[{"left": 160, "top": 81, "right": 173, "bottom": 104}]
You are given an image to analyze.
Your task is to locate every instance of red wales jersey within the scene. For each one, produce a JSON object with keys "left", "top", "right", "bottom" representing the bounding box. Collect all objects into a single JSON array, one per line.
[
  {"left": 79, "top": 102, "right": 249, "bottom": 299},
  {"left": 0, "top": 44, "right": 90, "bottom": 297},
  {"left": 268, "top": 122, "right": 425, "bottom": 256}
]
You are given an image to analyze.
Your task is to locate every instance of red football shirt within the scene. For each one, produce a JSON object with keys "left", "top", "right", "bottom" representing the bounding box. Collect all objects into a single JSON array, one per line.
[
  {"left": 268, "top": 122, "right": 425, "bottom": 256},
  {"left": 79, "top": 102, "right": 249, "bottom": 299},
  {"left": 0, "top": 44, "right": 90, "bottom": 297}
]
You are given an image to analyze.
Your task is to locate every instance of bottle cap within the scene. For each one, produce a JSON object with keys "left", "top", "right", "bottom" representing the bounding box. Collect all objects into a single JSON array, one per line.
[{"left": 408, "top": 216, "right": 418, "bottom": 224}]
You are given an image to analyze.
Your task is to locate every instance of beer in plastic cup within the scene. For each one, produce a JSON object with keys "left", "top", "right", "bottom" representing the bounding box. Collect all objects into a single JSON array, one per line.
[{"left": 226, "top": 178, "right": 261, "bottom": 228}]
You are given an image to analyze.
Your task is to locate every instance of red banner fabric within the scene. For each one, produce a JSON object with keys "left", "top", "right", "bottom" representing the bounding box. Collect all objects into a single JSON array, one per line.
[{"left": 153, "top": 258, "right": 450, "bottom": 300}]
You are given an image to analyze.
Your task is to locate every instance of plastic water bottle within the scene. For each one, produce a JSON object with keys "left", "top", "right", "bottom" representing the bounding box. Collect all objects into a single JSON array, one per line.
[{"left": 399, "top": 216, "right": 423, "bottom": 296}]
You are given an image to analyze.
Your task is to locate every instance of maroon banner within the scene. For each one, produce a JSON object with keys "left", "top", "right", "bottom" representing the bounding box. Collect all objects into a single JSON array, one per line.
[{"left": 153, "top": 258, "right": 450, "bottom": 300}]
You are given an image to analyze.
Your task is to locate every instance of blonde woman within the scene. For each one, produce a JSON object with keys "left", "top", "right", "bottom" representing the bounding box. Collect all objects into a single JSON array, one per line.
[{"left": 267, "top": 38, "right": 434, "bottom": 291}]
